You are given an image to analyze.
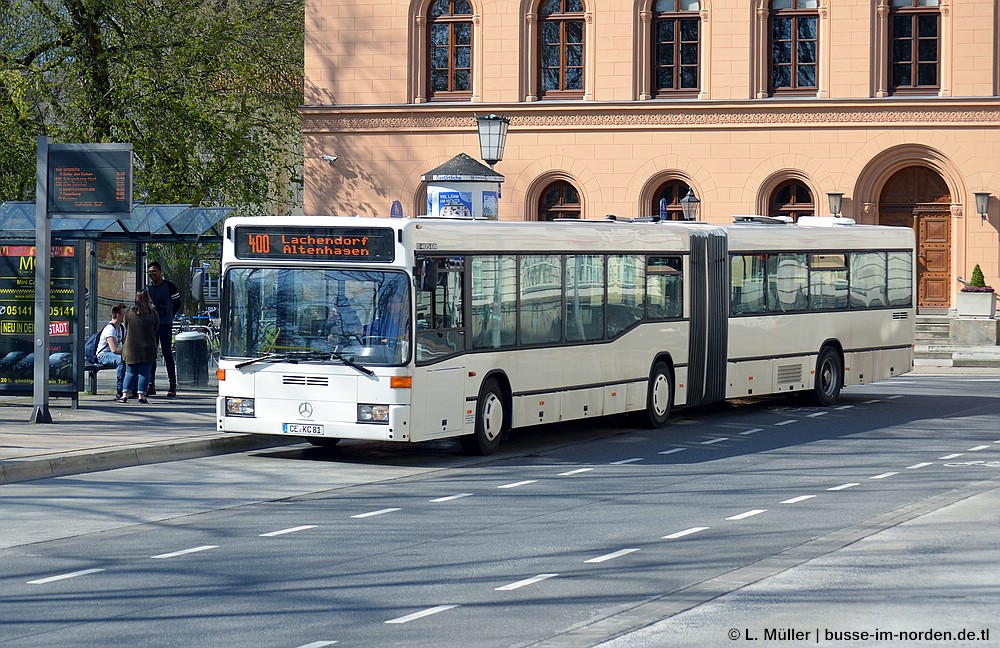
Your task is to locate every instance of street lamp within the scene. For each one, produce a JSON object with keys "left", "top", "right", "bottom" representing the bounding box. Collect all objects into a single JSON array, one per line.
[
  {"left": 827, "top": 192, "right": 844, "bottom": 218},
  {"left": 679, "top": 188, "right": 700, "bottom": 221},
  {"left": 475, "top": 113, "right": 510, "bottom": 169},
  {"left": 974, "top": 192, "right": 990, "bottom": 223}
]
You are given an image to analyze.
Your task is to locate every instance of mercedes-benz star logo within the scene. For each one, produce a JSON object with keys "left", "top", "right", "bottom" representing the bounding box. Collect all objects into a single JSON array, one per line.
[{"left": 298, "top": 402, "right": 314, "bottom": 418}]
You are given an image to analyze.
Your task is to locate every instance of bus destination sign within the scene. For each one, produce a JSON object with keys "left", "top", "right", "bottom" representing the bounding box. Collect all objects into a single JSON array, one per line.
[{"left": 234, "top": 226, "right": 396, "bottom": 262}]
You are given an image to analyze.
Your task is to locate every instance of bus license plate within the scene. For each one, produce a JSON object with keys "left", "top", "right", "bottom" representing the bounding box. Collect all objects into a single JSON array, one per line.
[{"left": 283, "top": 423, "right": 324, "bottom": 435}]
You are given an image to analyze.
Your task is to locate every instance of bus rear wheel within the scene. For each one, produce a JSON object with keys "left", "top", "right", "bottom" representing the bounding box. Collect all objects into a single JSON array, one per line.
[
  {"left": 643, "top": 361, "right": 673, "bottom": 428},
  {"left": 810, "top": 347, "right": 843, "bottom": 406},
  {"left": 460, "top": 378, "right": 506, "bottom": 456}
]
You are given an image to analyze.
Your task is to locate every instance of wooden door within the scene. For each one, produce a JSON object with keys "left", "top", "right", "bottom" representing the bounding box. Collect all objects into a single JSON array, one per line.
[{"left": 917, "top": 213, "right": 951, "bottom": 309}]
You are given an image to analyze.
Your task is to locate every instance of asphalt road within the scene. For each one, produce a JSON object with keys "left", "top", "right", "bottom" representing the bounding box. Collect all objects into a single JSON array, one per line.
[{"left": 1, "top": 375, "right": 998, "bottom": 647}]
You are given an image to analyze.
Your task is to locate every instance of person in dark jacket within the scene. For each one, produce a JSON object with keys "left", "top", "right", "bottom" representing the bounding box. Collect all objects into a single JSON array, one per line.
[
  {"left": 146, "top": 261, "right": 181, "bottom": 397},
  {"left": 119, "top": 290, "right": 160, "bottom": 404}
]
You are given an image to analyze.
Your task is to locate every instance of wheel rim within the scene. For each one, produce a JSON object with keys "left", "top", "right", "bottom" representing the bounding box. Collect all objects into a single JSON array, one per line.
[
  {"left": 481, "top": 392, "right": 503, "bottom": 442},
  {"left": 652, "top": 373, "right": 670, "bottom": 417},
  {"left": 819, "top": 357, "right": 837, "bottom": 396}
]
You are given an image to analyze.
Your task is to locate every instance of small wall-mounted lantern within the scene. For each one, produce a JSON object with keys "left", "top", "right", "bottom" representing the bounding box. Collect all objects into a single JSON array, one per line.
[
  {"left": 827, "top": 192, "right": 844, "bottom": 218},
  {"left": 475, "top": 113, "right": 511, "bottom": 170},
  {"left": 974, "top": 192, "right": 990, "bottom": 223}
]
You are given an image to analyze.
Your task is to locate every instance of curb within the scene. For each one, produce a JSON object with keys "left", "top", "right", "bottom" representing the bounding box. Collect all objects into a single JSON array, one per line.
[{"left": 0, "top": 434, "right": 296, "bottom": 485}]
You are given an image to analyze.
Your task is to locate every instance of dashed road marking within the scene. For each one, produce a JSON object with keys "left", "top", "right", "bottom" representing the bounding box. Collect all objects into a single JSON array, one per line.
[
  {"left": 495, "top": 574, "right": 558, "bottom": 591},
  {"left": 738, "top": 428, "right": 763, "bottom": 435},
  {"left": 700, "top": 438, "right": 727, "bottom": 445},
  {"left": 260, "top": 525, "right": 317, "bottom": 537},
  {"left": 430, "top": 493, "right": 473, "bottom": 502},
  {"left": 611, "top": 458, "right": 644, "bottom": 465},
  {"left": 906, "top": 462, "right": 933, "bottom": 470},
  {"left": 939, "top": 453, "right": 963, "bottom": 460},
  {"left": 780, "top": 495, "right": 816, "bottom": 504},
  {"left": 351, "top": 508, "right": 401, "bottom": 519},
  {"left": 828, "top": 483, "right": 859, "bottom": 491},
  {"left": 585, "top": 548, "right": 640, "bottom": 563},
  {"left": 152, "top": 545, "right": 218, "bottom": 559},
  {"left": 558, "top": 468, "right": 594, "bottom": 476},
  {"left": 775, "top": 420, "right": 796, "bottom": 426},
  {"left": 870, "top": 472, "right": 898, "bottom": 480},
  {"left": 807, "top": 412, "right": 828, "bottom": 418},
  {"left": 726, "top": 509, "right": 767, "bottom": 521},
  {"left": 28, "top": 568, "right": 105, "bottom": 585},
  {"left": 498, "top": 480, "right": 538, "bottom": 489},
  {"left": 385, "top": 605, "right": 458, "bottom": 624},
  {"left": 968, "top": 445, "right": 991, "bottom": 452},
  {"left": 663, "top": 526, "right": 709, "bottom": 539},
  {"left": 658, "top": 448, "right": 687, "bottom": 455}
]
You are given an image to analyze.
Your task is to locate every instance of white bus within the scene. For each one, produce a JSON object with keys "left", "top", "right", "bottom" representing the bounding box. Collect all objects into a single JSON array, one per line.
[{"left": 216, "top": 215, "right": 914, "bottom": 454}]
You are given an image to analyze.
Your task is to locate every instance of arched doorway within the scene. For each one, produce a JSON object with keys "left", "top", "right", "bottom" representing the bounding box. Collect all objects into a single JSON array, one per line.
[{"left": 878, "top": 166, "right": 951, "bottom": 310}]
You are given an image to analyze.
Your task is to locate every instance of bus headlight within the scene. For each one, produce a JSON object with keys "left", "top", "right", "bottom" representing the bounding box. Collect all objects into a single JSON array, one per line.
[
  {"left": 226, "top": 397, "right": 255, "bottom": 417},
  {"left": 357, "top": 404, "right": 389, "bottom": 423}
]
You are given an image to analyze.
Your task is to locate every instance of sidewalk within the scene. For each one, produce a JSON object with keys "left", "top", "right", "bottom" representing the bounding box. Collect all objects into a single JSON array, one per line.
[{"left": 0, "top": 366, "right": 293, "bottom": 484}]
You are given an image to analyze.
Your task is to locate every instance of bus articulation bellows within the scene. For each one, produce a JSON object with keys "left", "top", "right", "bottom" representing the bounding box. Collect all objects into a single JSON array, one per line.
[{"left": 216, "top": 215, "right": 915, "bottom": 455}]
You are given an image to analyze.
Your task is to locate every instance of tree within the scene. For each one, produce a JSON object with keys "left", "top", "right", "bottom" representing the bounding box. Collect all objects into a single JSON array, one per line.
[{"left": 1, "top": 0, "right": 304, "bottom": 214}]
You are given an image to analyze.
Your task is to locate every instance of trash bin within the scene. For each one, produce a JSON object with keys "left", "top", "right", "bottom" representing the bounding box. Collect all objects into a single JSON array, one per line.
[{"left": 175, "top": 331, "right": 209, "bottom": 387}]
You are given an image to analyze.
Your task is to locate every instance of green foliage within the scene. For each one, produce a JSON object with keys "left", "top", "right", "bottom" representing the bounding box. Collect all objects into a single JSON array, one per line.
[
  {"left": 969, "top": 264, "right": 986, "bottom": 288},
  {"left": 1, "top": 0, "right": 304, "bottom": 214}
]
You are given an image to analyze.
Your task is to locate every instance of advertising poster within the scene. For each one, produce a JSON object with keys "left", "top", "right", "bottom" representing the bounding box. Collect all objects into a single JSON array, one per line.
[
  {"left": 482, "top": 191, "right": 498, "bottom": 220},
  {"left": 436, "top": 191, "right": 473, "bottom": 218},
  {"left": 0, "top": 242, "right": 81, "bottom": 392}
]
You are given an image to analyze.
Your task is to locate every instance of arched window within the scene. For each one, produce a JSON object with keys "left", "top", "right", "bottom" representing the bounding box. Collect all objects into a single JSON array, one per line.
[
  {"left": 652, "top": 179, "right": 692, "bottom": 220},
  {"left": 769, "top": 0, "right": 818, "bottom": 94},
  {"left": 539, "top": 0, "right": 585, "bottom": 99},
  {"left": 889, "top": 0, "right": 940, "bottom": 94},
  {"left": 539, "top": 181, "right": 582, "bottom": 220},
  {"left": 428, "top": 0, "right": 473, "bottom": 100},
  {"left": 769, "top": 180, "right": 814, "bottom": 221},
  {"left": 652, "top": 1, "right": 700, "bottom": 96}
]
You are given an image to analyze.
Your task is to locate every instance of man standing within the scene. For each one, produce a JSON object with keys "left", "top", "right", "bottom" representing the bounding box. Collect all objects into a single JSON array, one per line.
[
  {"left": 146, "top": 261, "right": 181, "bottom": 397},
  {"left": 96, "top": 303, "right": 127, "bottom": 400}
]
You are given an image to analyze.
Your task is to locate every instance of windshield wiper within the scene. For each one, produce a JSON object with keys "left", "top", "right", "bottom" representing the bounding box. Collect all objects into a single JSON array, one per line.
[{"left": 234, "top": 349, "right": 374, "bottom": 376}]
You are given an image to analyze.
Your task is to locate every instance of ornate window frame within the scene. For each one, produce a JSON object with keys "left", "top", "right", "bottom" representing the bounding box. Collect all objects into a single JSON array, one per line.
[
  {"left": 411, "top": 0, "right": 483, "bottom": 103},
  {"left": 522, "top": 0, "right": 594, "bottom": 101},
  {"left": 752, "top": 1, "right": 829, "bottom": 98},
  {"left": 873, "top": 0, "right": 949, "bottom": 97}
]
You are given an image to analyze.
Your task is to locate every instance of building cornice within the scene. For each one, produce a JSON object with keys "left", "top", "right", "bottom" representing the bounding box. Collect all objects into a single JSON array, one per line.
[{"left": 301, "top": 99, "right": 1000, "bottom": 133}]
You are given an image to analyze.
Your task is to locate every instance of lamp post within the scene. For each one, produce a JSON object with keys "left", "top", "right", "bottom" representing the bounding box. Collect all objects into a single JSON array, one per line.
[
  {"left": 827, "top": 192, "right": 844, "bottom": 218},
  {"left": 475, "top": 113, "right": 510, "bottom": 170},
  {"left": 679, "top": 188, "right": 700, "bottom": 221},
  {"left": 974, "top": 192, "right": 990, "bottom": 223}
]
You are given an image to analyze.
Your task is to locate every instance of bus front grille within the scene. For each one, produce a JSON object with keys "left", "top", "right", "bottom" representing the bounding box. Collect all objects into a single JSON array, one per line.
[{"left": 282, "top": 375, "right": 330, "bottom": 387}]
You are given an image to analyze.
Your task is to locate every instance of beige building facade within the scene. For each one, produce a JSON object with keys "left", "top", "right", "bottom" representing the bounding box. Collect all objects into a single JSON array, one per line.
[{"left": 303, "top": 0, "right": 1000, "bottom": 313}]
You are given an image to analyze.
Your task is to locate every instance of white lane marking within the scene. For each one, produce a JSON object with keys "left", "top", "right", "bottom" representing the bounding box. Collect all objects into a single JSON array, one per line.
[
  {"left": 864, "top": 399, "right": 881, "bottom": 404},
  {"left": 430, "top": 493, "right": 473, "bottom": 502},
  {"left": 827, "top": 483, "right": 860, "bottom": 491},
  {"left": 775, "top": 420, "right": 796, "bottom": 426},
  {"left": 738, "top": 428, "right": 763, "bottom": 435},
  {"left": 295, "top": 642, "right": 339, "bottom": 648},
  {"left": 386, "top": 605, "right": 458, "bottom": 624},
  {"left": 28, "top": 568, "right": 105, "bottom": 585},
  {"left": 663, "top": 526, "right": 709, "bottom": 540},
  {"left": 887, "top": 395, "right": 904, "bottom": 400},
  {"left": 781, "top": 495, "right": 817, "bottom": 504},
  {"left": 495, "top": 574, "right": 558, "bottom": 591},
  {"left": 836, "top": 405, "right": 854, "bottom": 410},
  {"left": 870, "top": 472, "right": 898, "bottom": 480},
  {"left": 611, "top": 458, "right": 644, "bottom": 465},
  {"left": 558, "top": 468, "right": 594, "bottom": 476},
  {"left": 968, "top": 445, "right": 991, "bottom": 452},
  {"left": 585, "top": 548, "right": 640, "bottom": 563},
  {"left": 807, "top": 412, "right": 828, "bottom": 418},
  {"left": 152, "top": 545, "right": 218, "bottom": 559},
  {"left": 498, "top": 480, "right": 537, "bottom": 489},
  {"left": 700, "top": 438, "right": 727, "bottom": 445},
  {"left": 658, "top": 448, "right": 687, "bottom": 455},
  {"left": 260, "top": 525, "right": 317, "bottom": 537},
  {"left": 726, "top": 509, "right": 767, "bottom": 521},
  {"left": 906, "top": 462, "right": 933, "bottom": 470},
  {"left": 939, "top": 453, "right": 963, "bottom": 460},
  {"left": 351, "top": 508, "right": 401, "bottom": 519}
]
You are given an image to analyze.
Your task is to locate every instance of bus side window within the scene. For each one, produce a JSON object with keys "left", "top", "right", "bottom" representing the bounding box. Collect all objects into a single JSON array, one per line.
[{"left": 647, "top": 256, "right": 683, "bottom": 319}]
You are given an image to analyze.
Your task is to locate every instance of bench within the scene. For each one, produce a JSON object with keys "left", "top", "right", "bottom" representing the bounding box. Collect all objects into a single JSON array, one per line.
[{"left": 84, "top": 362, "right": 118, "bottom": 395}]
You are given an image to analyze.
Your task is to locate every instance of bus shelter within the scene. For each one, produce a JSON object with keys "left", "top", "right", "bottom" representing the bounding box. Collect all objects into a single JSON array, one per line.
[{"left": 0, "top": 201, "right": 231, "bottom": 405}]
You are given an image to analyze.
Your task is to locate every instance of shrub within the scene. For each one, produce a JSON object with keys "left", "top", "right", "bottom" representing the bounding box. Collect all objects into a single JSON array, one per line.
[{"left": 962, "top": 264, "right": 995, "bottom": 293}]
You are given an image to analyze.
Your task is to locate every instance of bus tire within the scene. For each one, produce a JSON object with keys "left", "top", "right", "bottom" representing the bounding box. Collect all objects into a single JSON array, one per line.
[
  {"left": 460, "top": 378, "right": 506, "bottom": 456},
  {"left": 308, "top": 438, "right": 341, "bottom": 448},
  {"left": 810, "top": 347, "right": 843, "bottom": 406},
  {"left": 643, "top": 360, "right": 673, "bottom": 428}
]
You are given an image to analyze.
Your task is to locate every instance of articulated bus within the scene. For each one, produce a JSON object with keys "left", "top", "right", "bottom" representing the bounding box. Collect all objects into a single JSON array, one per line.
[{"left": 216, "top": 215, "right": 914, "bottom": 454}]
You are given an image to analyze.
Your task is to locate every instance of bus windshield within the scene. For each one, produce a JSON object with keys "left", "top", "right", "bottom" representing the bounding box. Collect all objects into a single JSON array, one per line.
[{"left": 222, "top": 267, "right": 411, "bottom": 366}]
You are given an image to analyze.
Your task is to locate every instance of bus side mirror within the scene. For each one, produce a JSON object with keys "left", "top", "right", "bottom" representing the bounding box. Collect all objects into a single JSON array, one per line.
[
  {"left": 191, "top": 268, "right": 205, "bottom": 305},
  {"left": 419, "top": 258, "right": 439, "bottom": 292}
]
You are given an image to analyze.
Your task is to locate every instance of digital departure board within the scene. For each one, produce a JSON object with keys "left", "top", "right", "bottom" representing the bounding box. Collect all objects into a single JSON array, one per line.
[
  {"left": 234, "top": 226, "right": 396, "bottom": 262},
  {"left": 47, "top": 146, "right": 133, "bottom": 215}
]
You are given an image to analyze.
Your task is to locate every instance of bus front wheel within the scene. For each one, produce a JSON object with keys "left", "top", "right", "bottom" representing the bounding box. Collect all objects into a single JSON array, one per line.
[
  {"left": 643, "top": 361, "right": 673, "bottom": 428},
  {"left": 810, "top": 347, "right": 843, "bottom": 406},
  {"left": 460, "top": 378, "right": 506, "bottom": 455}
]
